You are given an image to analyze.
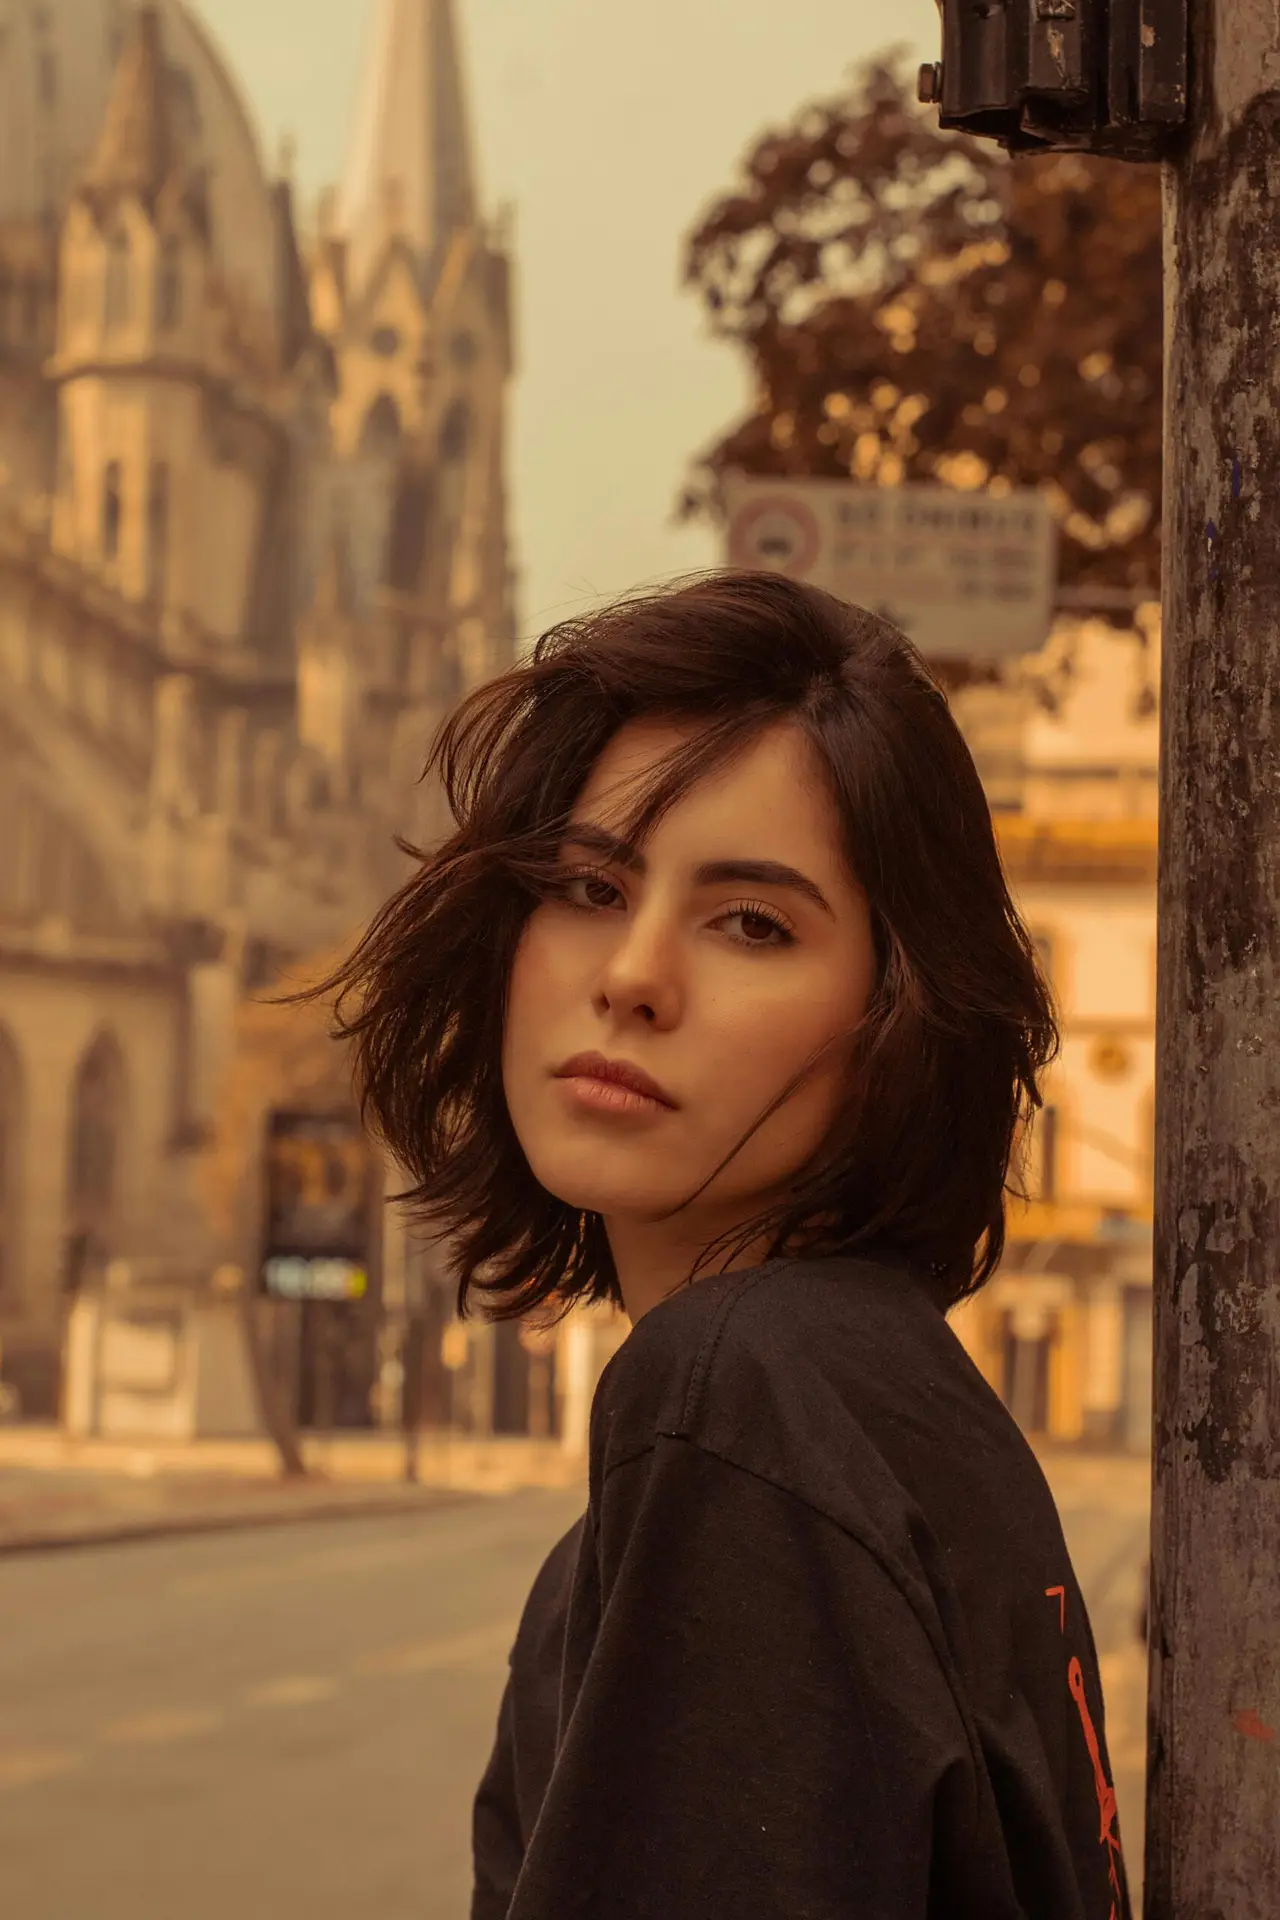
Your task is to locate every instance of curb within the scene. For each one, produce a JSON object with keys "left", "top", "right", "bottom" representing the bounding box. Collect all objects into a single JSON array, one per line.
[{"left": 0, "top": 1483, "right": 489, "bottom": 1559}]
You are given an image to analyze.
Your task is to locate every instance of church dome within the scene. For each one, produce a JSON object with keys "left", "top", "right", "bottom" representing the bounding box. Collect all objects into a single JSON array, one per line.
[{"left": 0, "top": 1, "right": 281, "bottom": 337}]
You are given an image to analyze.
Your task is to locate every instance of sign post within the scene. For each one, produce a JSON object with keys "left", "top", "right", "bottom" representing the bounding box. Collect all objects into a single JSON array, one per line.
[{"left": 723, "top": 473, "right": 1057, "bottom": 662}]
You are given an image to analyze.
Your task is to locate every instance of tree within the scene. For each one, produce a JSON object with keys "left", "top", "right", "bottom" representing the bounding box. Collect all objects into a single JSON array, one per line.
[{"left": 679, "top": 52, "right": 1163, "bottom": 604}]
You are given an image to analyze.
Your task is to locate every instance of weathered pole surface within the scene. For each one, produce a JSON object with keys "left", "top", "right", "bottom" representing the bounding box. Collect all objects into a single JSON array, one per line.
[{"left": 1151, "top": 1, "right": 1280, "bottom": 1913}]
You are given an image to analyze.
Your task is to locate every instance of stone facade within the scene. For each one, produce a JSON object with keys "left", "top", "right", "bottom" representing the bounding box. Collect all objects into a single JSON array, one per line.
[{"left": 0, "top": 1, "right": 516, "bottom": 1415}]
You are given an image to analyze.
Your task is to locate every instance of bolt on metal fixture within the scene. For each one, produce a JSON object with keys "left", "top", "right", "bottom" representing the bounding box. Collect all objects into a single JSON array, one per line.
[{"left": 917, "top": 62, "right": 943, "bottom": 105}]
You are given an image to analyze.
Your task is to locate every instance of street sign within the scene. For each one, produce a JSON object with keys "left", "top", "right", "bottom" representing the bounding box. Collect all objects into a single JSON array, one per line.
[{"left": 722, "top": 473, "right": 1057, "bottom": 661}]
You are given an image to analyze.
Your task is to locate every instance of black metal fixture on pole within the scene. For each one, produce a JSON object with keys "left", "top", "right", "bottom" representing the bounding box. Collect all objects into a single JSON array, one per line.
[{"left": 919, "top": 0, "right": 1187, "bottom": 159}]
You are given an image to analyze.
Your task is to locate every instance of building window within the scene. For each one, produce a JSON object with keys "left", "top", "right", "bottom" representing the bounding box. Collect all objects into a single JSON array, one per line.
[
  {"left": 37, "top": 47, "right": 57, "bottom": 107},
  {"left": 104, "top": 229, "right": 131, "bottom": 330},
  {"left": 384, "top": 463, "right": 431, "bottom": 593},
  {"left": 0, "top": 267, "right": 10, "bottom": 343},
  {"left": 101, "top": 461, "right": 122, "bottom": 561},
  {"left": 146, "top": 462, "right": 169, "bottom": 603},
  {"left": 1030, "top": 929, "right": 1054, "bottom": 983},
  {"left": 67, "top": 1031, "right": 126, "bottom": 1260},
  {"left": 168, "top": 65, "right": 202, "bottom": 142},
  {"left": 155, "top": 237, "right": 182, "bottom": 332},
  {"left": 358, "top": 392, "right": 401, "bottom": 457},
  {"left": 1000, "top": 1309, "right": 1053, "bottom": 1435},
  {"left": 21, "top": 277, "right": 41, "bottom": 339},
  {"left": 0, "top": 1026, "right": 22, "bottom": 1315},
  {"left": 106, "top": 0, "right": 126, "bottom": 63},
  {"left": 1037, "top": 1103, "right": 1059, "bottom": 1203},
  {"left": 439, "top": 396, "right": 470, "bottom": 464}
]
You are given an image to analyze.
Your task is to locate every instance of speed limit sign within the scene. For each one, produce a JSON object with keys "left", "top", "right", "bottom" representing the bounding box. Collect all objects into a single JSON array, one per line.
[{"left": 726, "top": 493, "right": 823, "bottom": 576}]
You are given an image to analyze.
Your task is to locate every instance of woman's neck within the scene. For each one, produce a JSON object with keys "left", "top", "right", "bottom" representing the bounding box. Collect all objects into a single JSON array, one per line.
[{"left": 606, "top": 1214, "right": 775, "bottom": 1323}]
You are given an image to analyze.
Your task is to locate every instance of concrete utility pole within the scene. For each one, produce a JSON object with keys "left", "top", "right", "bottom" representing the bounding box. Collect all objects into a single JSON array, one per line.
[
  {"left": 1150, "top": 9, "right": 1280, "bottom": 1914},
  {"left": 919, "top": 0, "right": 1279, "bottom": 1906}
]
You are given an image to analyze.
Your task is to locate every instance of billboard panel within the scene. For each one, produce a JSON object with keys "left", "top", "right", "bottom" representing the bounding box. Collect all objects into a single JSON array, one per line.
[{"left": 259, "top": 1111, "right": 376, "bottom": 1305}]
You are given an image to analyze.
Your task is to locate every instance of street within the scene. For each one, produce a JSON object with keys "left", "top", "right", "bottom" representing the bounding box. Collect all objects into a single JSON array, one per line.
[
  {"left": 0, "top": 1462, "right": 1150, "bottom": 1919},
  {"left": 0, "top": 1488, "right": 585, "bottom": 1920}
]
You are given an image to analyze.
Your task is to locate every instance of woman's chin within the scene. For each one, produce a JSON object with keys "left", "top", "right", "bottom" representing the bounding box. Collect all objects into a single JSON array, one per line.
[{"left": 531, "top": 1164, "right": 682, "bottom": 1224}]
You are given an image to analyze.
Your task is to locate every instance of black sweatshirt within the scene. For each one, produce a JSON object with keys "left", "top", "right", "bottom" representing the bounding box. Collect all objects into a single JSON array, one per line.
[{"left": 471, "top": 1253, "right": 1134, "bottom": 1920}]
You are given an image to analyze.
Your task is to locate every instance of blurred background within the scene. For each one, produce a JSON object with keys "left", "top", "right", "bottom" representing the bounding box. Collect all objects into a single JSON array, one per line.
[{"left": 0, "top": 1, "right": 1157, "bottom": 1913}]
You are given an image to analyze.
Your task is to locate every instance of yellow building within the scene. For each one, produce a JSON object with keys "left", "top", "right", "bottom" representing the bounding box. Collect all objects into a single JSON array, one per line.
[{"left": 948, "top": 612, "right": 1159, "bottom": 1453}]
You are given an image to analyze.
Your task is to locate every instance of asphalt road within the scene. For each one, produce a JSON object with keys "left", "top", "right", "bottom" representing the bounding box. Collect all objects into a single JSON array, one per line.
[
  {"left": 0, "top": 1465, "right": 1150, "bottom": 1920},
  {"left": 0, "top": 1487, "right": 587, "bottom": 1920}
]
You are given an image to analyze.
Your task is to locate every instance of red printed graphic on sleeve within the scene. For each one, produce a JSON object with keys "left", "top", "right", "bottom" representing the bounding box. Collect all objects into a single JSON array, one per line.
[{"left": 1045, "top": 1584, "right": 1126, "bottom": 1920}]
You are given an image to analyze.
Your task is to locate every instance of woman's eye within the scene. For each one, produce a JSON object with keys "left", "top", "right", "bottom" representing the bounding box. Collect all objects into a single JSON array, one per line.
[
  {"left": 721, "top": 906, "right": 795, "bottom": 948},
  {"left": 553, "top": 872, "right": 793, "bottom": 948},
  {"left": 559, "top": 869, "right": 621, "bottom": 910}
]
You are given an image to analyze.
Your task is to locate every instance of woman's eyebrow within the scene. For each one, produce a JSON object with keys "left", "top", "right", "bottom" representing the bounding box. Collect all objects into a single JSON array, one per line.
[{"left": 560, "top": 822, "right": 834, "bottom": 917}]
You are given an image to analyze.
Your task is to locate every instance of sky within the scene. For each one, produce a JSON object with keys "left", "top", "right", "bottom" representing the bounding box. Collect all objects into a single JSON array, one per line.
[{"left": 199, "top": 0, "right": 942, "bottom": 643}]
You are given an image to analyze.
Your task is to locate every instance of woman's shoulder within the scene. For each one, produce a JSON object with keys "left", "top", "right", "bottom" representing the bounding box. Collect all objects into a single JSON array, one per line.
[
  {"left": 589, "top": 1252, "right": 939, "bottom": 1472},
  {"left": 589, "top": 1252, "right": 1025, "bottom": 1546}
]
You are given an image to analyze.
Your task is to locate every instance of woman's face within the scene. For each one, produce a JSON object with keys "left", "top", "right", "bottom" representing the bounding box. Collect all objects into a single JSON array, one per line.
[{"left": 502, "top": 717, "right": 878, "bottom": 1276}]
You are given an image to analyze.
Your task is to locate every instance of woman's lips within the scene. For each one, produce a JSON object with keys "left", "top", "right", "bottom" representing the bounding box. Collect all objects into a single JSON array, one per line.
[
  {"left": 553, "top": 1052, "right": 677, "bottom": 1107},
  {"left": 557, "top": 1074, "right": 674, "bottom": 1118}
]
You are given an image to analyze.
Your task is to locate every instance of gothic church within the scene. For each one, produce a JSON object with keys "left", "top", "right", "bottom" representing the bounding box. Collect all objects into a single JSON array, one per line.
[{"left": 0, "top": 0, "right": 516, "bottom": 1412}]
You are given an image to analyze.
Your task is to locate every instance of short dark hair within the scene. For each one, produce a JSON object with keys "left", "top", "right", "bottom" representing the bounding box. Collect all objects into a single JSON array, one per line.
[{"left": 318, "top": 570, "right": 1058, "bottom": 1324}]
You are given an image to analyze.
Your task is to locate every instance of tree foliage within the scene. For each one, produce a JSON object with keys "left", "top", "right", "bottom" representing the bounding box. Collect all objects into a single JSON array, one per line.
[{"left": 679, "top": 53, "right": 1163, "bottom": 598}]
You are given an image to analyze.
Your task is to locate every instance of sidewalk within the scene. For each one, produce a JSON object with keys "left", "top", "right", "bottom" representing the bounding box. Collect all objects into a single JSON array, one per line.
[
  {"left": 0, "top": 1426, "right": 588, "bottom": 1555},
  {"left": 0, "top": 1425, "right": 1147, "bottom": 1558}
]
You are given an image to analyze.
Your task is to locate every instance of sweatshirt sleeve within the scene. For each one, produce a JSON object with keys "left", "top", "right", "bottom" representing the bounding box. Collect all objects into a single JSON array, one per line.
[
  {"left": 471, "top": 1671, "right": 524, "bottom": 1920},
  {"left": 506, "top": 1435, "right": 975, "bottom": 1920}
]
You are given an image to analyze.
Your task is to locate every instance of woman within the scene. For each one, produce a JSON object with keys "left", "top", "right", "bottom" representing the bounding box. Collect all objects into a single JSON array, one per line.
[{"left": 323, "top": 572, "right": 1131, "bottom": 1920}]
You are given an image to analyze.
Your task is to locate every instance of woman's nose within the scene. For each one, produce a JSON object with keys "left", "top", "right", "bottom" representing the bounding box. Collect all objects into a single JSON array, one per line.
[{"left": 594, "top": 916, "right": 682, "bottom": 1027}]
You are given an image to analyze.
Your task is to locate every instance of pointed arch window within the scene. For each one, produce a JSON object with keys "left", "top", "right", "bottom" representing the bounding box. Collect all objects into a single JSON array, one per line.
[
  {"left": 439, "top": 397, "right": 471, "bottom": 465},
  {"left": 106, "top": 1, "right": 126, "bottom": 65},
  {"left": 21, "top": 277, "right": 41, "bottom": 339},
  {"left": 37, "top": 47, "right": 58, "bottom": 108},
  {"left": 155, "top": 237, "right": 182, "bottom": 332},
  {"left": 359, "top": 392, "right": 402, "bottom": 458},
  {"left": 0, "top": 1027, "right": 22, "bottom": 1315},
  {"left": 67, "top": 1031, "right": 126, "bottom": 1251},
  {"left": 147, "top": 462, "right": 169, "bottom": 603},
  {"left": 104, "top": 228, "right": 131, "bottom": 331},
  {"left": 101, "top": 461, "right": 123, "bottom": 561},
  {"left": 385, "top": 463, "right": 431, "bottom": 594}
]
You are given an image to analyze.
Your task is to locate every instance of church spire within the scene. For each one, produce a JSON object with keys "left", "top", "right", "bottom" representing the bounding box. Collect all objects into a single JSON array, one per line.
[
  {"left": 337, "top": 0, "right": 479, "bottom": 300},
  {"left": 81, "top": 6, "right": 178, "bottom": 211}
]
